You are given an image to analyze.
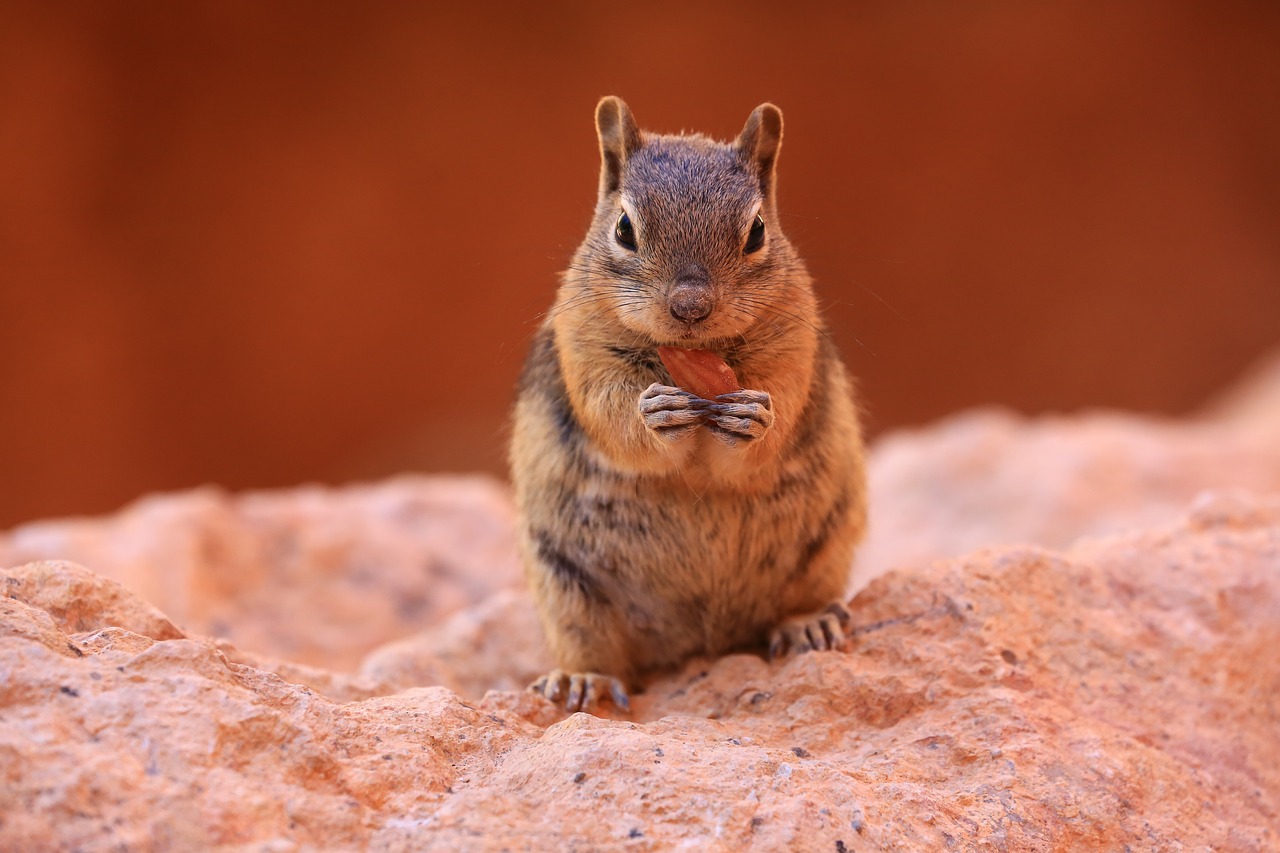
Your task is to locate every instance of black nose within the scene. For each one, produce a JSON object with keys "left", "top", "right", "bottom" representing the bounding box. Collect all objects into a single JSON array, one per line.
[{"left": 669, "top": 267, "right": 713, "bottom": 323}]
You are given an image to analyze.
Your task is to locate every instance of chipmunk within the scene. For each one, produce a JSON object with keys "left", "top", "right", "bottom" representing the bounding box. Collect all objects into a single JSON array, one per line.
[{"left": 510, "top": 97, "right": 867, "bottom": 713}]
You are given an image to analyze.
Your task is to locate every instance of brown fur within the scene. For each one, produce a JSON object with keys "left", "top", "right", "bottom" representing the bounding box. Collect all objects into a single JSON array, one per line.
[{"left": 510, "top": 97, "right": 867, "bottom": 708}]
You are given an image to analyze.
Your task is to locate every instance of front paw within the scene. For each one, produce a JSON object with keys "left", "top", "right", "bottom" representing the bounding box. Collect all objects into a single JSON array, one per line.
[
  {"left": 704, "top": 389, "right": 775, "bottom": 447},
  {"left": 639, "top": 383, "right": 707, "bottom": 442}
]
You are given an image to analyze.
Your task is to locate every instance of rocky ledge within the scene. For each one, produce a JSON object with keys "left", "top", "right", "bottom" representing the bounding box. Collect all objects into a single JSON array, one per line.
[{"left": 2, "top": 351, "right": 1279, "bottom": 850}]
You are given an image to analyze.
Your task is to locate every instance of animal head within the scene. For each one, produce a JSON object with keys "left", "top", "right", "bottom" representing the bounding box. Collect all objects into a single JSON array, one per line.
[{"left": 566, "top": 97, "right": 809, "bottom": 348}]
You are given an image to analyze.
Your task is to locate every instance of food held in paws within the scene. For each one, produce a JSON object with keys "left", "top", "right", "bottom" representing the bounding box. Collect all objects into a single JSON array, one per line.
[{"left": 656, "top": 346, "right": 741, "bottom": 399}]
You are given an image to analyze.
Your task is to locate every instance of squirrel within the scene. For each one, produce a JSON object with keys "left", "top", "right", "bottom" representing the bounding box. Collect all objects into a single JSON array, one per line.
[{"left": 510, "top": 97, "right": 867, "bottom": 713}]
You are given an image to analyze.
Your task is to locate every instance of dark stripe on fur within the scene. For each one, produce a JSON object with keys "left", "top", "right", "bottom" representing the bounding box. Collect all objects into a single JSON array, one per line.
[
  {"left": 575, "top": 494, "right": 650, "bottom": 536},
  {"left": 534, "top": 528, "right": 607, "bottom": 604},
  {"left": 790, "top": 482, "right": 852, "bottom": 582},
  {"left": 519, "top": 326, "right": 586, "bottom": 451},
  {"left": 606, "top": 345, "right": 662, "bottom": 375}
]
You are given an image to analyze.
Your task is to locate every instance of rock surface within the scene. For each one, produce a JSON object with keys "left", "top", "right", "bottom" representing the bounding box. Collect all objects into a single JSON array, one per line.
[
  {"left": 3, "top": 351, "right": 1280, "bottom": 850},
  {"left": 857, "top": 347, "right": 1280, "bottom": 588},
  {"left": 0, "top": 476, "right": 521, "bottom": 672}
]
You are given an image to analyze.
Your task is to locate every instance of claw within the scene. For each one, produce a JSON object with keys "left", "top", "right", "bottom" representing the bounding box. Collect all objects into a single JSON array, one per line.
[
  {"left": 566, "top": 673, "right": 586, "bottom": 712},
  {"left": 714, "top": 389, "right": 772, "bottom": 408},
  {"left": 609, "top": 678, "right": 632, "bottom": 712},
  {"left": 816, "top": 613, "right": 841, "bottom": 649},
  {"left": 542, "top": 670, "right": 566, "bottom": 703},
  {"left": 825, "top": 601, "right": 852, "bottom": 627}
]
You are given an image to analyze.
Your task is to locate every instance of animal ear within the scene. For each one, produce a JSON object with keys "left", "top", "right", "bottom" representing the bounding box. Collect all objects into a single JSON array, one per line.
[
  {"left": 595, "top": 96, "right": 641, "bottom": 196},
  {"left": 735, "top": 103, "right": 783, "bottom": 197}
]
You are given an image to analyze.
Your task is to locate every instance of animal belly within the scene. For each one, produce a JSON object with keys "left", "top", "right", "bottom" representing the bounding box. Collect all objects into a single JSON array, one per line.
[{"left": 584, "top": 491, "right": 787, "bottom": 671}]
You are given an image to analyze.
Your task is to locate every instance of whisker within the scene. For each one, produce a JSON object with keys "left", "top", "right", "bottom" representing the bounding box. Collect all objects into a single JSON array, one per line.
[
  {"left": 851, "top": 280, "right": 908, "bottom": 322},
  {"left": 731, "top": 296, "right": 831, "bottom": 341}
]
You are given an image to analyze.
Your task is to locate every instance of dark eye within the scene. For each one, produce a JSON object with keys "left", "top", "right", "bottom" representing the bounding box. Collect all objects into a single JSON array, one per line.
[
  {"left": 744, "top": 213, "right": 765, "bottom": 254},
  {"left": 615, "top": 211, "right": 637, "bottom": 250}
]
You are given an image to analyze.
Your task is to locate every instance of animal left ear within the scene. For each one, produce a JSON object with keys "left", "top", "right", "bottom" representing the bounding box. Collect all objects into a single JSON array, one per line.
[
  {"left": 735, "top": 103, "right": 783, "bottom": 198},
  {"left": 596, "top": 96, "right": 642, "bottom": 198}
]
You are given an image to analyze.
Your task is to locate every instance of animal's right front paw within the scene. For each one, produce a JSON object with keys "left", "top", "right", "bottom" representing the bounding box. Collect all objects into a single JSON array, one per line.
[
  {"left": 529, "top": 669, "right": 631, "bottom": 714},
  {"left": 639, "top": 383, "right": 707, "bottom": 443}
]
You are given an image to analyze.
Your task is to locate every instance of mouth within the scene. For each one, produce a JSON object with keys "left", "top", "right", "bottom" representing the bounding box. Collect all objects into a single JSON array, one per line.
[
  {"left": 661, "top": 316, "right": 725, "bottom": 346},
  {"left": 619, "top": 304, "right": 743, "bottom": 354},
  {"left": 654, "top": 330, "right": 720, "bottom": 352},
  {"left": 649, "top": 331, "right": 744, "bottom": 363}
]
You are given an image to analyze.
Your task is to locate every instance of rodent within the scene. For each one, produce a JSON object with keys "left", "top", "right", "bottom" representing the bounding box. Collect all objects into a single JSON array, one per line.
[{"left": 510, "top": 96, "right": 867, "bottom": 713}]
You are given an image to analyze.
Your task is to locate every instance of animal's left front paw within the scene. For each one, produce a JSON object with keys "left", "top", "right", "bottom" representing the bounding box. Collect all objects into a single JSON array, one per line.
[
  {"left": 768, "top": 601, "right": 851, "bottom": 659},
  {"left": 703, "top": 389, "right": 775, "bottom": 447}
]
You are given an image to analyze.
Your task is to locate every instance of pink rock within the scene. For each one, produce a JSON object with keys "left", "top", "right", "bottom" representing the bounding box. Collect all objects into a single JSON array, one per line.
[
  {"left": 358, "top": 587, "right": 551, "bottom": 697},
  {"left": 0, "top": 475, "right": 521, "bottom": 670},
  {"left": 4, "top": 559, "right": 183, "bottom": 641},
  {"left": 857, "top": 347, "right": 1280, "bottom": 587}
]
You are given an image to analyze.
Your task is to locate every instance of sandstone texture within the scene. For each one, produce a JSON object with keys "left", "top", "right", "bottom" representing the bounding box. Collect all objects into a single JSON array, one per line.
[
  {"left": 2, "top": 351, "right": 1280, "bottom": 850},
  {"left": 857, "top": 347, "right": 1280, "bottom": 589},
  {"left": 0, "top": 476, "right": 521, "bottom": 673}
]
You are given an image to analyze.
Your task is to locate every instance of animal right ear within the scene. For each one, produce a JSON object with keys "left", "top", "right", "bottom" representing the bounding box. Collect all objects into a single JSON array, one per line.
[
  {"left": 735, "top": 103, "right": 784, "bottom": 198},
  {"left": 595, "top": 96, "right": 641, "bottom": 196}
]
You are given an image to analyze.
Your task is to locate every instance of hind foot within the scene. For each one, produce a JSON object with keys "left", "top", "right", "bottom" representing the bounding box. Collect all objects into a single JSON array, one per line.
[
  {"left": 528, "top": 668, "right": 631, "bottom": 714},
  {"left": 768, "top": 601, "right": 852, "bottom": 659}
]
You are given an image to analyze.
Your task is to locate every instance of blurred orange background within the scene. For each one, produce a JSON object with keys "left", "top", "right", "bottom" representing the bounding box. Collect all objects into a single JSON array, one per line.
[{"left": 2, "top": 1, "right": 1278, "bottom": 529}]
